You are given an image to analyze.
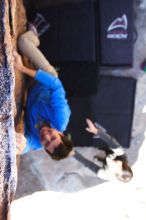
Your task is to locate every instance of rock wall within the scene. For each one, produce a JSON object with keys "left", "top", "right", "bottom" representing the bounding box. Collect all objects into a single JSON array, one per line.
[
  {"left": 14, "top": 0, "right": 27, "bottom": 133},
  {"left": 0, "top": 0, "right": 26, "bottom": 219}
]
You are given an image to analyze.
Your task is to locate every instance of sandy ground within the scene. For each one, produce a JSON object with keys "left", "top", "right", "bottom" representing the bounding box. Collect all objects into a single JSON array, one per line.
[{"left": 11, "top": 0, "right": 146, "bottom": 219}]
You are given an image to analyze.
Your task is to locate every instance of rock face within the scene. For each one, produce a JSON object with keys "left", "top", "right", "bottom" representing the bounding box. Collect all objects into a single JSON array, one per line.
[
  {"left": 14, "top": 0, "right": 26, "bottom": 133},
  {"left": 0, "top": 0, "right": 26, "bottom": 219},
  {"left": 0, "top": 1, "right": 16, "bottom": 219}
]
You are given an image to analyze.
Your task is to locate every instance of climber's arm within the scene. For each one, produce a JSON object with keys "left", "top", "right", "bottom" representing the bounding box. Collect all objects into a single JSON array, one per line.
[
  {"left": 15, "top": 132, "right": 27, "bottom": 155},
  {"left": 13, "top": 51, "right": 36, "bottom": 78}
]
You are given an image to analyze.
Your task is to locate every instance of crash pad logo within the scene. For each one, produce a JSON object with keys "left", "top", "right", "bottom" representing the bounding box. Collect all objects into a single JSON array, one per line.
[{"left": 107, "top": 14, "right": 128, "bottom": 39}]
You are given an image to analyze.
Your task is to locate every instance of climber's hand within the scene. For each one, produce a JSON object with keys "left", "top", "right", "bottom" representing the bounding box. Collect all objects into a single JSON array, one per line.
[
  {"left": 85, "top": 118, "right": 98, "bottom": 135},
  {"left": 15, "top": 132, "right": 26, "bottom": 155},
  {"left": 13, "top": 51, "right": 24, "bottom": 72}
]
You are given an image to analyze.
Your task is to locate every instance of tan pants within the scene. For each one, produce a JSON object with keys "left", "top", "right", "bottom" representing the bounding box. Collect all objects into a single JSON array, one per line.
[{"left": 18, "top": 31, "right": 58, "bottom": 77}]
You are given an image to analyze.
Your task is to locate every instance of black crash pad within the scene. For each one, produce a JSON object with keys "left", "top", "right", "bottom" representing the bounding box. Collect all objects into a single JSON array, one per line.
[
  {"left": 55, "top": 62, "right": 98, "bottom": 97},
  {"left": 38, "top": 0, "right": 96, "bottom": 62},
  {"left": 66, "top": 75, "right": 136, "bottom": 148},
  {"left": 98, "top": 0, "right": 133, "bottom": 66}
]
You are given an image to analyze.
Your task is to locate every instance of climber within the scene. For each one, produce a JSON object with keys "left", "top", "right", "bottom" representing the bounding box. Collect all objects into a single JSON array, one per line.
[{"left": 13, "top": 13, "right": 74, "bottom": 160}]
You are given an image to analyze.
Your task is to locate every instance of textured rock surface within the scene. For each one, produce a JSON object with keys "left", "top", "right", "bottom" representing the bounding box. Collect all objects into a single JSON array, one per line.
[
  {"left": 0, "top": 1, "right": 16, "bottom": 219},
  {"left": 0, "top": 0, "right": 26, "bottom": 219},
  {"left": 14, "top": 0, "right": 26, "bottom": 133},
  {"left": 15, "top": 0, "right": 146, "bottom": 200}
]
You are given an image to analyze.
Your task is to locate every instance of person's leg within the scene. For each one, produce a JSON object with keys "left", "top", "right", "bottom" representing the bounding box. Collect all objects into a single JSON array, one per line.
[{"left": 18, "top": 31, "right": 58, "bottom": 77}]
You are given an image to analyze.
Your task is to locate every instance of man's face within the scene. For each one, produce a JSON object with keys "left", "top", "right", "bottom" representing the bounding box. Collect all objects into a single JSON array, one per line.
[{"left": 40, "top": 126, "right": 63, "bottom": 153}]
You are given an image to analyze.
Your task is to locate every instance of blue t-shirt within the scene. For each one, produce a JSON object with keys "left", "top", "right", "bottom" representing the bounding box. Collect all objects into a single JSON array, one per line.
[{"left": 24, "top": 69, "right": 71, "bottom": 153}]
